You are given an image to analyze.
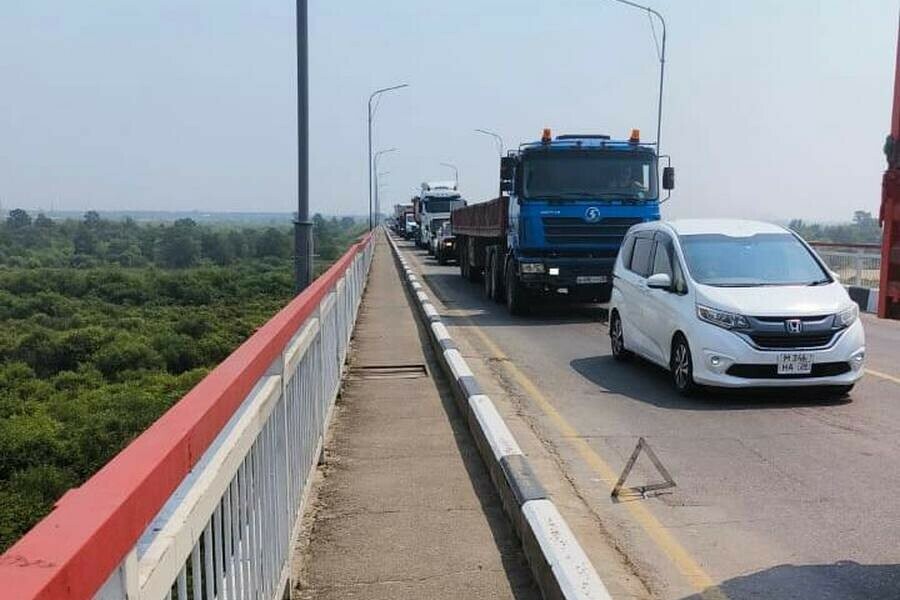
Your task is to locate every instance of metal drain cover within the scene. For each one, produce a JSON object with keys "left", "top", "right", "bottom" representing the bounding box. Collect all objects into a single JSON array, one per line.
[{"left": 349, "top": 364, "right": 428, "bottom": 380}]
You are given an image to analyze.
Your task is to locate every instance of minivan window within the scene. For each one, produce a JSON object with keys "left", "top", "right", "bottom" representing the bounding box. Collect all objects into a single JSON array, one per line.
[
  {"left": 680, "top": 232, "right": 830, "bottom": 287},
  {"left": 619, "top": 235, "right": 636, "bottom": 268},
  {"left": 651, "top": 241, "right": 673, "bottom": 278},
  {"left": 630, "top": 237, "right": 654, "bottom": 277}
]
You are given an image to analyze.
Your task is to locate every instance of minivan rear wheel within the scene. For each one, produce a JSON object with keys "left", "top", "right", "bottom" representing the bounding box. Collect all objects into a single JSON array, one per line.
[{"left": 671, "top": 335, "right": 697, "bottom": 396}]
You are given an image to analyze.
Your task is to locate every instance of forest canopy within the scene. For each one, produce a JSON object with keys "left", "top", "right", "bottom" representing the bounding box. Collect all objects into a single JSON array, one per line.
[{"left": 0, "top": 210, "right": 365, "bottom": 550}]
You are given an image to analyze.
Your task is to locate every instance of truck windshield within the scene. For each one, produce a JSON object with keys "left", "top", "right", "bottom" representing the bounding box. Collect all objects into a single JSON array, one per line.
[
  {"left": 423, "top": 198, "right": 460, "bottom": 213},
  {"left": 523, "top": 151, "right": 657, "bottom": 201},
  {"left": 680, "top": 233, "right": 830, "bottom": 287}
]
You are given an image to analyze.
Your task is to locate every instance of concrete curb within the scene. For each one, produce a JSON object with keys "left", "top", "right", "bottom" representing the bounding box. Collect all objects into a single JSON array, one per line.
[{"left": 385, "top": 230, "right": 612, "bottom": 600}]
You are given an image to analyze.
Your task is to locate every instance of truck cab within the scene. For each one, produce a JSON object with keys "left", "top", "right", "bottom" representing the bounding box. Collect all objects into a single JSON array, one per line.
[
  {"left": 416, "top": 181, "right": 467, "bottom": 252},
  {"left": 500, "top": 129, "right": 668, "bottom": 303}
]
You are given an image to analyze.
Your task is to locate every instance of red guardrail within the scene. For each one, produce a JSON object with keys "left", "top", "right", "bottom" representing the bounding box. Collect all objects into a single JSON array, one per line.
[{"left": 0, "top": 233, "right": 373, "bottom": 599}]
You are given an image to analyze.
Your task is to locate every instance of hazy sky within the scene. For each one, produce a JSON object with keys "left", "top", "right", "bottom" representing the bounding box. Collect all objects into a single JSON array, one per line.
[{"left": 1, "top": 1, "right": 896, "bottom": 221}]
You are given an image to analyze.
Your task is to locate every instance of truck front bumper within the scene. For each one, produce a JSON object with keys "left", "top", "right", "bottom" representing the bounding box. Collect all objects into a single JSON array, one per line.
[{"left": 518, "top": 256, "right": 615, "bottom": 296}]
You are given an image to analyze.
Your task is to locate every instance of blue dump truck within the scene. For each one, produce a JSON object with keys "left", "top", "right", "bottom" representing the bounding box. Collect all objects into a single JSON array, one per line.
[{"left": 451, "top": 129, "right": 672, "bottom": 314}]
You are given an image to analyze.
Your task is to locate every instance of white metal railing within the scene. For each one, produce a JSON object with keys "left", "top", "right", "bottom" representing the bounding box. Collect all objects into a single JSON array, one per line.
[
  {"left": 810, "top": 244, "right": 881, "bottom": 289},
  {"left": 94, "top": 239, "right": 373, "bottom": 600}
]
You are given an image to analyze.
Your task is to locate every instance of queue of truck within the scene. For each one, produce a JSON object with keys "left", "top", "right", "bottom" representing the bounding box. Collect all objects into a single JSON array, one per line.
[{"left": 389, "top": 127, "right": 866, "bottom": 396}]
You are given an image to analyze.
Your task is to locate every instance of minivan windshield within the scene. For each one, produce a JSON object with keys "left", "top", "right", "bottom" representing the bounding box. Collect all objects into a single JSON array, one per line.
[
  {"left": 680, "top": 232, "right": 830, "bottom": 287},
  {"left": 523, "top": 150, "right": 657, "bottom": 201}
]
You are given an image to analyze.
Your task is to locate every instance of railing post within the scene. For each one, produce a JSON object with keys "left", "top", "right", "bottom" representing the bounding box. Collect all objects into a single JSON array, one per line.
[
  {"left": 854, "top": 249, "right": 864, "bottom": 287},
  {"left": 93, "top": 549, "right": 139, "bottom": 600}
]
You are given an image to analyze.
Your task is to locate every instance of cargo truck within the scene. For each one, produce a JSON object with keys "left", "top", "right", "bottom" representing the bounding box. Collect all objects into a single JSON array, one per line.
[
  {"left": 452, "top": 129, "right": 673, "bottom": 314},
  {"left": 415, "top": 181, "right": 467, "bottom": 253},
  {"left": 392, "top": 203, "right": 413, "bottom": 235}
]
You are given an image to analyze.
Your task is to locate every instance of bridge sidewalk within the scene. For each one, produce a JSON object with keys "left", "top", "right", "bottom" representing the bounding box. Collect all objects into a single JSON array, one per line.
[{"left": 292, "top": 233, "right": 538, "bottom": 599}]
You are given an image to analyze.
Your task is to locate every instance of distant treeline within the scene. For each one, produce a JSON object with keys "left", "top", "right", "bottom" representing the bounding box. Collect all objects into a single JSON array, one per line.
[
  {"left": 789, "top": 210, "right": 882, "bottom": 245},
  {"left": 1, "top": 209, "right": 364, "bottom": 270},
  {"left": 0, "top": 210, "right": 365, "bottom": 551}
]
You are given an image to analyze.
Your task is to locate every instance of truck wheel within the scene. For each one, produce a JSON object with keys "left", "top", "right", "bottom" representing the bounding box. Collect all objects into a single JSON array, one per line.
[
  {"left": 505, "top": 262, "right": 528, "bottom": 316},
  {"left": 483, "top": 251, "right": 493, "bottom": 298},
  {"left": 460, "top": 245, "right": 469, "bottom": 278},
  {"left": 492, "top": 254, "right": 505, "bottom": 303},
  {"left": 437, "top": 249, "right": 447, "bottom": 265},
  {"left": 466, "top": 252, "right": 481, "bottom": 282}
]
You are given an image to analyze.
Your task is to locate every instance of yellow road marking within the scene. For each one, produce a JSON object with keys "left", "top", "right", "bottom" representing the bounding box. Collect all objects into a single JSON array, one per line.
[
  {"left": 464, "top": 322, "right": 727, "bottom": 599},
  {"left": 866, "top": 368, "right": 900, "bottom": 385}
]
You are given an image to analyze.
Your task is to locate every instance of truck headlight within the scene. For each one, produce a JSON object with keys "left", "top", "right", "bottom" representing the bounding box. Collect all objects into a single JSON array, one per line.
[
  {"left": 696, "top": 304, "right": 750, "bottom": 330},
  {"left": 520, "top": 262, "right": 545, "bottom": 274},
  {"left": 834, "top": 304, "right": 859, "bottom": 328}
]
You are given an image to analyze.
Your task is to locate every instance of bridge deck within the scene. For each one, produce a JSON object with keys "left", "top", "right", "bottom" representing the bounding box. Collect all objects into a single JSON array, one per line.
[{"left": 291, "top": 235, "right": 538, "bottom": 599}]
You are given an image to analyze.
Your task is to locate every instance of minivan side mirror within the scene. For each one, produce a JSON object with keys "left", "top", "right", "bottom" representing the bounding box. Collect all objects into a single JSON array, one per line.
[
  {"left": 662, "top": 166, "right": 675, "bottom": 190},
  {"left": 647, "top": 273, "right": 672, "bottom": 290}
]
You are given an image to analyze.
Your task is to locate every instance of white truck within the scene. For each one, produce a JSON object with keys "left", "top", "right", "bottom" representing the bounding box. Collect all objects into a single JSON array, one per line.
[{"left": 415, "top": 181, "right": 466, "bottom": 253}]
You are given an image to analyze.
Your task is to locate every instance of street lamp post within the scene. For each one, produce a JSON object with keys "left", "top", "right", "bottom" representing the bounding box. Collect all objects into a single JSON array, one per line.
[
  {"left": 475, "top": 129, "right": 505, "bottom": 196},
  {"left": 375, "top": 171, "right": 390, "bottom": 223},
  {"left": 294, "top": 0, "right": 313, "bottom": 292},
  {"left": 374, "top": 148, "right": 397, "bottom": 222},
  {"left": 602, "top": 0, "right": 666, "bottom": 154},
  {"left": 440, "top": 162, "right": 459, "bottom": 188},
  {"left": 474, "top": 129, "right": 504, "bottom": 157},
  {"left": 368, "top": 84, "right": 408, "bottom": 230}
]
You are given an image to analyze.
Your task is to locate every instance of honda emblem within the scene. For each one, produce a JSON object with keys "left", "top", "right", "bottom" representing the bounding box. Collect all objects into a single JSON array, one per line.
[{"left": 785, "top": 319, "right": 803, "bottom": 334}]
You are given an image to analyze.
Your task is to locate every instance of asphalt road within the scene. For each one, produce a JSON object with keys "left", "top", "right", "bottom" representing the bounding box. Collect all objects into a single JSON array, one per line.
[{"left": 399, "top": 240, "right": 900, "bottom": 600}]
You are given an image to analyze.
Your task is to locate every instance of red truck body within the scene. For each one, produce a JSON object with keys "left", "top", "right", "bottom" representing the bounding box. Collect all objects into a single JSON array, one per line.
[{"left": 450, "top": 197, "right": 509, "bottom": 238}]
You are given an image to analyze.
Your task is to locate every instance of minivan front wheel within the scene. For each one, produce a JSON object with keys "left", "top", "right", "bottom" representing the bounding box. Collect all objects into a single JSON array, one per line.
[
  {"left": 610, "top": 312, "right": 630, "bottom": 361},
  {"left": 671, "top": 335, "right": 697, "bottom": 395}
]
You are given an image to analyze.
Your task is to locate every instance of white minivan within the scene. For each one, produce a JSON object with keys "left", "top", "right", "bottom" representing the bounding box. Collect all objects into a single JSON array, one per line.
[{"left": 609, "top": 219, "right": 865, "bottom": 395}]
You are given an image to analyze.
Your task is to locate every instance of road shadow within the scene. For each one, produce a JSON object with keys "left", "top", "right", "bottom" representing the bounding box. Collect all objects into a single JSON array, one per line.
[
  {"left": 681, "top": 561, "right": 900, "bottom": 600},
  {"left": 422, "top": 272, "right": 609, "bottom": 326},
  {"left": 396, "top": 242, "right": 610, "bottom": 325},
  {"left": 570, "top": 355, "right": 852, "bottom": 411}
]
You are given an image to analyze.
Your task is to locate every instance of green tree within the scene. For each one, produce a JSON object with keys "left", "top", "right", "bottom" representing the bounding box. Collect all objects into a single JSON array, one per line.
[
  {"left": 73, "top": 226, "right": 98, "bottom": 255},
  {"left": 34, "top": 213, "right": 53, "bottom": 229},
  {"left": 6, "top": 209, "right": 31, "bottom": 229},
  {"left": 158, "top": 219, "right": 201, "bottom": 268},
  {"left": 83, "top": 211, "right": 102, "bottom": 229},
  {"left": 256, "top": 227, "right": 290, "bottom": 258}
]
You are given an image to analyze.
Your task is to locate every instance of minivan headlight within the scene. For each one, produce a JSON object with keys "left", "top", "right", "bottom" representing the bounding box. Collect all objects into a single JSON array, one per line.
[
  {"left": 520, "top": 262, "right": 545, "bottom": 274},
  {"left": 834, "top": 304, "right": 859, "bottom": 328},
  {"left": 696, "top": 304, "right": 750, "bottom": 330}
]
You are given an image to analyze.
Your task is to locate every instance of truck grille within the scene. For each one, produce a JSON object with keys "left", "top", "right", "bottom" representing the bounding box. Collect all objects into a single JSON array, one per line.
[{"left": 541, "top": 217, "right": 642, "bottom": 245}]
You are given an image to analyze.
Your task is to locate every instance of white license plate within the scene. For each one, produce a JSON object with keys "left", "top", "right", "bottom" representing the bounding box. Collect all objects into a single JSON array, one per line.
[
  {"left": 576, "top": 275, "right": 608, "bottom": 284},
  {"left": 777, "top": 352, "right": 813, "bottom": 375}
]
